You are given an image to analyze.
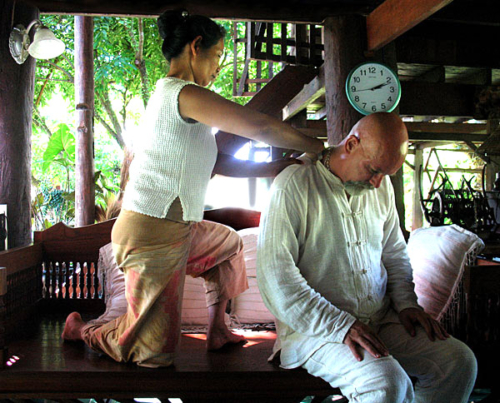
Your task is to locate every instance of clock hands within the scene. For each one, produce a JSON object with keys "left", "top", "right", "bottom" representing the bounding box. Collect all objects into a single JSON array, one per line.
[
  {"left": 369, "top": 82, "right": 389, "bottom": 91},
  {"left": 355, "top": 82, "right": 390, "bottom": 92}
]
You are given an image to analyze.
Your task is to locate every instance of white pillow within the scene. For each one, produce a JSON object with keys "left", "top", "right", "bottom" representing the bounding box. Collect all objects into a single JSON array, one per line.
[
  {"left": 181, "top": 275, "right": 210, "bottom": 325},
  {"left": 230, "top": 227, "right": 275, "bottom": 325},
  {"left": 89, "top": 242, "right": 127, "bottom": 326},
  {"left": 236, "top": 227, "right": 259, "bottom": 277},
  {"left": 408, "top": 224, "right": 484, "bottom": 321},
  {"left": 230, "top": 277, "right": 276, "bottom": 325}
]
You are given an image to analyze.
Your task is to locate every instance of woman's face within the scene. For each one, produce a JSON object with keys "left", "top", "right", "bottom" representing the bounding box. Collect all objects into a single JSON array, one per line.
[{"left": 193, "top": 38, "right": 224, "bottom": 87}]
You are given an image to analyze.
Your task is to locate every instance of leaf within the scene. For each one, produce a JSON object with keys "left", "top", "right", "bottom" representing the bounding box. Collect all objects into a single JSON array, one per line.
[
  {"left": 42, "top": 123, "right": 75, "bottom": 172},
  {"left": 62, "top": 191, "right": 75, "bottom": 203},
  {"left": 35, "top": 192, "right": 46, "bottom": 206}
]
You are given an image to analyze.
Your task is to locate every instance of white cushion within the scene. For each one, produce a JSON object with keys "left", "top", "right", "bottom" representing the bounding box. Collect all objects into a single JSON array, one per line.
[
  {"left": 230, "top": 277, "right": 275, "bottom": 325},
  {"left": 90, "top": 243, "right": 127, "bottom": 326},
  {"left": 408, "top": 224, "right": 484, "bottom": 320},
  {"left": 181, "top": 275, "right": 210, "bottom": 325},
  {"left": 230, "top": 227, "right": 275, "bottom": 325}
]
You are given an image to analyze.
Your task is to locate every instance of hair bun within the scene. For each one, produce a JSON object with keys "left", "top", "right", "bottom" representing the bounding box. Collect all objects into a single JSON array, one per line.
[{"left": 157, "top": 9, "right": 187, "bottom": 40}]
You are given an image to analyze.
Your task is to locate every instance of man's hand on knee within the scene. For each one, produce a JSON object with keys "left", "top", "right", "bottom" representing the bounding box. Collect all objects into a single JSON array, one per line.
[
  {"left": 399, "top": 307, "right": 449, "bottom": 341},
  {"left": 344, "top": 320, "right": 389, "bottom": 361}
]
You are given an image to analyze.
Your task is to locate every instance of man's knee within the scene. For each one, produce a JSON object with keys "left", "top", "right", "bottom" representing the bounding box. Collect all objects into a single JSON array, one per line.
[
  {"left": 445, "top": 338, "right": 478, "bottom": 380},
  {"left": 352, "top": 358, "right": 414, "bottom": 403}
]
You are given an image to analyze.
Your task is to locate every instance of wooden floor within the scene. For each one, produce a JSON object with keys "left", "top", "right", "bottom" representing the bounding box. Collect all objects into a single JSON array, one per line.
[{"left": 0, "top": 315, "right": 337, "bottom": 402}]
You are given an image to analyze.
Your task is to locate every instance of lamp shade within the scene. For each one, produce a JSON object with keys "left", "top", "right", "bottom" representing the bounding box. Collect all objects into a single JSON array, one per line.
[{"left": 28, "top": 27, "right": 65, "bottom": 59}]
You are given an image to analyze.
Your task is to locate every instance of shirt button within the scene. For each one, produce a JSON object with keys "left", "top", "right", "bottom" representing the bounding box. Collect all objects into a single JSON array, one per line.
[
  {"left": 367, "top": 295, "right": 372, "bottom": 301},
  {"left": 361, "top": 269, "right": 367, "bottom": 275}
]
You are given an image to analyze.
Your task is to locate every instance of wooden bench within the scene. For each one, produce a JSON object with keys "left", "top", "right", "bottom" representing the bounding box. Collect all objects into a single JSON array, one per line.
[{"left": 0, "top": 208, "right": 341, "bottom": 402}]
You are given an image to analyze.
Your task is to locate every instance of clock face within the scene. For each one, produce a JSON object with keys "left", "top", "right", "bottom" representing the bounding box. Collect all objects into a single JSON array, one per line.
[{"left": 345, "top": 62, "right": 401, "bottom": 115}]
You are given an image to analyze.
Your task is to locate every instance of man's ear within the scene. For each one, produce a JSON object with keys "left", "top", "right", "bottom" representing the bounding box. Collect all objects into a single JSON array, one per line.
[
  {"left": 189, "top": 35, "right": 203, "bottom": 55},
  {"left": 345, "top": 134, "right": 360, "bottom": 154}
]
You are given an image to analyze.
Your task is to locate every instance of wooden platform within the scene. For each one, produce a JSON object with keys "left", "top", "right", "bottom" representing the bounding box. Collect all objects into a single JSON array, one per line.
[{"left": 0, "top": 315, "right": 336, "bottom": 402}]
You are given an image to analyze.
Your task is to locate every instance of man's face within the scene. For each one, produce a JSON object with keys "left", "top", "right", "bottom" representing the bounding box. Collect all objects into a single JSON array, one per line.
[{"left": 343, "top": 135, "right": 403, "bottom": 193}]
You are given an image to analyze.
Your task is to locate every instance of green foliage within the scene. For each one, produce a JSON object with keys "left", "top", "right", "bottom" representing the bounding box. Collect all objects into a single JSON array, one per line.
[
  {"left": 32, "top": 184, "right": 70, "bottom": 230},
  {"left": 42, "top": 123, "right": 75, "bottom": 173},
  {"left": 95, "top": 170, "right": 120, "bottom": 210},
  {"left": 32, "top": 17, "right": 274, "bottom": 228}
]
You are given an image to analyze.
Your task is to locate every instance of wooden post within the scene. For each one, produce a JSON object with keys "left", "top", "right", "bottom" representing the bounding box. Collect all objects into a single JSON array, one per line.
[
  {"left": 0, "top": 266, "right": 7, "bottom": 369},
  {"left": 323, "top": 16, "right": 365, "bottom": 145},
  {"left": 412, "top": 147, "right": 424, "bottom": 230},
  {"left": 0, "top": 0, "right": 37, "bottom": 248},
  {"left": 74, "top": 16, "right": 95, "bottom": 226}
]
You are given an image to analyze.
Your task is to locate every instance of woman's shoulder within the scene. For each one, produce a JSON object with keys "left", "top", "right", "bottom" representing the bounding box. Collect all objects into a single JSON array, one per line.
[
  {"left": 153, "top": 77, "right": 200, "bottom": 99},
  {"left": 158, "top": 76, "right": 198, "bottom": 87}
]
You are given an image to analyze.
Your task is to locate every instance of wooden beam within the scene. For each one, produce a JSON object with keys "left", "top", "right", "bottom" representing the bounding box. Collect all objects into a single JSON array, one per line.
[
  {"left": 409, "top": 132, "right": 488, "bottom": 142},
  {"left": 396, "top": 21, "right": 500, "bottom": 69},
  {"left": 216, "top": 65, "right": 317, "bottom": 155},
  {"left": 399, "top": 82, "right": 477, "bottom": 117},
  {"left": 366, "top": 0, "right": 454, "bottom": 52},
  {"left": 413, "top": 141, "right": 456, "bottom": 149},
  {"left": 476, "top": 126, "right": 500, "bottom": 156},
  {"left": 24, "top": 0, "right": 374, "bottom": 22},
  {"left": 405, "top": 122, "right": 488, "bottom": 134},
  {"left": 282, "top": 67, "right": 325, "bottom": 121}
]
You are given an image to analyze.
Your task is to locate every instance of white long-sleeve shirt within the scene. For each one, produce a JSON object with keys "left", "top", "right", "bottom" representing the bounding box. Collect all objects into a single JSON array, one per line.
[{"left": 256, "top": 161, "right": 420, "bottom": 368}]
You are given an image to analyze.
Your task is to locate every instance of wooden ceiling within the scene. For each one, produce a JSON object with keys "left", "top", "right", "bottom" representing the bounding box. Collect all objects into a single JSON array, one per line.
[
  {"left": 25, "top": 0, "right": 382, "bottom": 21},
  {"left": 25, "top": 0, "right": 500, "bottom": 85},
  {"left": 23, "top": 0, "right": 498, "bottom": 26},
  {"left": 24, "top": 0, "right": 500, "bottom": 151}
]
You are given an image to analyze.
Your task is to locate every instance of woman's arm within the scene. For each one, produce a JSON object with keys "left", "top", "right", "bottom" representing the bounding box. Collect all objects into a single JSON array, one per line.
[
  {"left": 213, "top": 153, "right": 302, "bottom": 177},
  {"left": 178, "top": 85, "right": 324, "bottom": 154}
]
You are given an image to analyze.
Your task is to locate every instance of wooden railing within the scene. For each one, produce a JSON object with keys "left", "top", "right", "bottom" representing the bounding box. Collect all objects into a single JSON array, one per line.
[{"left": 42, "top": 261, "right": 102, "bottom": 301}]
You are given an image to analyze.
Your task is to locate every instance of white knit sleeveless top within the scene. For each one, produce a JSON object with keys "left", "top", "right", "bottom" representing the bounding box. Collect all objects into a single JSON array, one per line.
[{"left": 122, "top": 77, "right": 218, "bottom": 222}]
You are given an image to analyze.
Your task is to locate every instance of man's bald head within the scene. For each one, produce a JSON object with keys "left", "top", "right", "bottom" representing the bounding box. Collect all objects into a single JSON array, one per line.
[
  {"left": 328, "top": 112, "right": 409, "bottom": 190},
  {"left": 349, "top": 112, "right": 409, "bottom": 168}
]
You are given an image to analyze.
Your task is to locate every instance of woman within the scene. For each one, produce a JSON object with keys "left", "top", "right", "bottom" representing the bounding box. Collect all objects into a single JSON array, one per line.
[{"left": 62, "top": 9, "right": 324, "bottom": 367}]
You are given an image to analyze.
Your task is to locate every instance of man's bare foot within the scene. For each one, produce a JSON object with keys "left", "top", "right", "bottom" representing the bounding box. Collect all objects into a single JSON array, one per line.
[
  {"left": 206, "top": 326, "right": 246, "bottom": 351},
  {"left": 61, "top": 312, "right": 86, "bottom": 341}
]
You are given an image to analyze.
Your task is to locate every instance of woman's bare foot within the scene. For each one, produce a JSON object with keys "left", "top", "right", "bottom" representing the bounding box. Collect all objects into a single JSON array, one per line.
[
  {"left": 206, "top": 325, "right": 246, "bottom": 351},
  {"left": 61, "top": 312, "right": 86, "bottom": 341},
  {"left": 207, "top": 299, "right": 246, "bottom": 350}
]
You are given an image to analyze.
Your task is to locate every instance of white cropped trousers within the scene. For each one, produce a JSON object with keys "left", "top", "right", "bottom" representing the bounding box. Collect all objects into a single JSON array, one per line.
[{"left": 301, "top": 322, "right": 477, "bottom": 403}]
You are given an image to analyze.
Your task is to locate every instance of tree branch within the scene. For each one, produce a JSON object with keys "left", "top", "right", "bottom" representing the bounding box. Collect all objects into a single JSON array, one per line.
[
  {"left": 95, "top": 112, "right": 126, "bottom": 149},
  {"left": 134, "top": 18, "right": 150, "bottom": 108},
  {"left": 35, "top": 70, "right": 53, "bottom": 108},
  {"left": 96, "top": 90, "right": 126, "bottom": 149},
  {"left": 42, "top": 60, "right": 74, "bottom": 81},
  {"left": 32, "top": 106, "right": 53, "bottom": 138}
]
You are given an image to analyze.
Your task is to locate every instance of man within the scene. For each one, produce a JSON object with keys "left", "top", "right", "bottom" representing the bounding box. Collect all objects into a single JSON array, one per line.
[{"left": 257, "top": 112, "right": 477, "bottom": 402}]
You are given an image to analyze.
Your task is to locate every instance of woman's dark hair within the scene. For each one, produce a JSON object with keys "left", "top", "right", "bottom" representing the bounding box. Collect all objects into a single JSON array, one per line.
[{"left": 157, "top": 9, "right": 226, "bottom": 62}]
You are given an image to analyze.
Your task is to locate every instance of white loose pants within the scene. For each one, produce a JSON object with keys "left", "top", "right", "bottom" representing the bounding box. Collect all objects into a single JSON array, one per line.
[{"left": 301, "top": 322, "right": 477, "bottom": 403}]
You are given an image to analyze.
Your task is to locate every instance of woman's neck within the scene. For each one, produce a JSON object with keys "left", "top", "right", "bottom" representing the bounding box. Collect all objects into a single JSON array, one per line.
[{"left": 167, "top": 53, "right": 195, "bottom": 83}]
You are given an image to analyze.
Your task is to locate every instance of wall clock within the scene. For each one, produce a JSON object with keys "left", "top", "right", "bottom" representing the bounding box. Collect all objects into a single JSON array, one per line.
[{"left": 345, "top": 61, "right": 402, "bottom": 115}]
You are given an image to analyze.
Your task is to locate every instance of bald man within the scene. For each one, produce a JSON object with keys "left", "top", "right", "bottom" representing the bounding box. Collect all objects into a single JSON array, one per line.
[{"left": 257, "top": 112, "right": 477, "bottom": 402}]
